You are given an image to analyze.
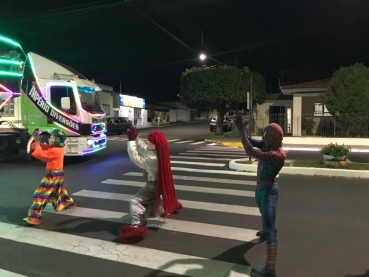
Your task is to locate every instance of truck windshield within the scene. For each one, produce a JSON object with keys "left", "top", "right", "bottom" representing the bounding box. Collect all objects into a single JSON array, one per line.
[{"left": 78, "top": 86, "right": 104, "bottom": 114}]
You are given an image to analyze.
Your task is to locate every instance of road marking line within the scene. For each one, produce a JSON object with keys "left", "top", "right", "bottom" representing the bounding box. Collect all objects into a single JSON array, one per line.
[
  {"left": 179, "top": 153, "right": 247, "bottom": 158},
  {"left": 175, "top": 140, "right": 194, "bottom": 144},
  {"left": 170, "top": 161, "right": 225, "bottom": 167},
  {"left": 0, "top": 222, "right": 252, "bottom": 277},
  {"left": 44, "top": 206, "right": 259, "bottom": 243},
  {"left": 199, "top": 147, "right": 245, "bottom": 152},
  {"left": 73, "top": 190, "right": 260, "bottom": 216},
  {"left": 123, "top": 172, "right": 256, "bottom": 186},
  {"left": 190, "top": 141, "right": 205, "bottom": 145},
  {"left": 167, "top": 139, "right": 181, "bottom": 142},
  {"left": 102, "top": 179, "right": 254, "bottom": 197},
  {"left": 170, "top": 155, "right": 231, "bottom": 161},
  {"left": 187, "top": 150, "right": 246, "bottom": 154},
  {"left": 170, "top": 167, "right": 257, "bottom": 176}
]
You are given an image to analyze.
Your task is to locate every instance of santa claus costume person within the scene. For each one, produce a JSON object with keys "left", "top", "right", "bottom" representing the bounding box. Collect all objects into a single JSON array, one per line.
[{"left": 119, "top": 126, "right": 182, "bottom": 244}]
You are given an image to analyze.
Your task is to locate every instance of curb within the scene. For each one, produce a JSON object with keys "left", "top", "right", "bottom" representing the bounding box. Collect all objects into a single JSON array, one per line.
[
  {"left": 211, "top": 141, "right": 369, "bottom": 152},
  {"left": 229, "top": 159, "right": 369, "bottom": 179}
]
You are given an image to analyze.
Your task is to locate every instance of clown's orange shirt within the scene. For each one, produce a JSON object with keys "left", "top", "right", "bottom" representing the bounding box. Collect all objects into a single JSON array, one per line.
[{"left": 32, "top": 143, "right": 64, "bottom": 171}]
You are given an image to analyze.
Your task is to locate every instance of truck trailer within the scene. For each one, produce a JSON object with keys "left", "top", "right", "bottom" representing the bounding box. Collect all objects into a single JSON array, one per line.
[{"left": 0, "top": 34, "right": 107, "bottom": 159}]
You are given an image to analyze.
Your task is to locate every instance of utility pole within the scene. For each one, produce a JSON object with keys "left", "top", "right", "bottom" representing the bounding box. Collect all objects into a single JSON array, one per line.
[
  {"left": 248, "top": 76, "right": 253, "bottom": 162},
  {"left": 235, "top": 52, "right": 240, "bottom": 113},
  {"left": 120, "top": 81, "right": 121, "bottom": 94},
  {"left": 201, "top": 31, "right": 204, "bottom": 46}
]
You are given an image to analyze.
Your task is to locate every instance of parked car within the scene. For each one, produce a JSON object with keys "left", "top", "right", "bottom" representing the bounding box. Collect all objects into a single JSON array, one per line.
[
  {"left": 106, "top": 117, "right": 132, "bottom": 135},
  {"left": 210, "top": 117, "right": 233, "bottom": 132}
]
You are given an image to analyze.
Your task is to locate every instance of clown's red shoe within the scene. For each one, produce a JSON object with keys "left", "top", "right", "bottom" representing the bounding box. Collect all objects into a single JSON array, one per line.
[{"left": 119, "top": 225, "right": 148, "bottom": 244}]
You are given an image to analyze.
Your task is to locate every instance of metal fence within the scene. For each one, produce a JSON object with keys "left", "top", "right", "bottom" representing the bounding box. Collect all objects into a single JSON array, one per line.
[{"left": 250, "top": 113, "right": 369, "bottom": 138}]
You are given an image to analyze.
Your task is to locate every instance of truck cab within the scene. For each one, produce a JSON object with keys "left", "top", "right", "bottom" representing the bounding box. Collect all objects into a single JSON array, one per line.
[
  {"left": 0, "top": 34, "right": 107, "bottom": 158},
  {"left": 23, "top": 52, "right": 107, "bottom": 156}
]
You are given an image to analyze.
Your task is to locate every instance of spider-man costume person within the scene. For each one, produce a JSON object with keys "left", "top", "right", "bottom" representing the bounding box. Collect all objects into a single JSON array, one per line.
[
  {"left": 234, "top": 115, "right": 286, "bottom": 277},
  {"left": 119, "top": 127, "right": 182, "bottom": 244}
]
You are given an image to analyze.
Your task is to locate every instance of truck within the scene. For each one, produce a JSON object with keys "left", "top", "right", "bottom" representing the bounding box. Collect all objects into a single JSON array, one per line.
[{"left": 0, "top": 34, "right": 107, "bottom": 159}]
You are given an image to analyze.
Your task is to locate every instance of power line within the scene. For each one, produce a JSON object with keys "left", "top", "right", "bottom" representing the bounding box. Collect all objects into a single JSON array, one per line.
[
  {"left": 159, "top": 0, "right": 202, "bottom": 33},
  {"left": 149, "top": 1, "right": 200, "bottom": 42},
  {"left": 154, "top": 0, "right": 200, "bottom": 40},
  {"left": 128, "top": 1, "right": 197, "bottom": 54}
]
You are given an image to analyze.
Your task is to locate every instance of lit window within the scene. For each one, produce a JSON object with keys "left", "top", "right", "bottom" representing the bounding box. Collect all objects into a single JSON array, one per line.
[{"left": 314, "top": 103, "right": 331, "bottom": 117}]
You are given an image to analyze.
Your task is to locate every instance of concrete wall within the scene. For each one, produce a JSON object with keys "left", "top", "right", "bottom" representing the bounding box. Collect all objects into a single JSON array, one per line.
[
  {"left": 97, "top": 91, "right": 114, "bottom": 116},
  {"left": 301, "top": 95, "right": 324, "bottom": 114},
  {"left": 301, "top": 95, "right": 325, "bottom": 135},
  {"left": 292, "top": 94, "right": 330, "bottom": 137},
  {"left": 169, "top": 109, "right": 177, "bottom": 122},
  {"left": 176, "top": 109, "right": 189, "bottom": 121}
]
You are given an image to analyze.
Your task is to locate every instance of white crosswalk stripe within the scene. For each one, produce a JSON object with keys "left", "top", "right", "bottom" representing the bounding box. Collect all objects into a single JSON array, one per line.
[
  {"left": 101, "top": 179, "right": 255, "bottom": 196},
  {"left": 0, "top": 222, "right": 251, "bottom": 277},
  {"left": 0, "top": 269, "right": 27, "bottom": 277},
  {"left": 7, "top": 144, "right": 262, "bottom": 276},
  {"left": 123, "top": 172, "right": 257, "bottom": 186},
  {"left": 72, "top": 190, "right": 259, "bottom": 216},
  {"left": 107, "top": 137, "right": 212, "bottom": 145}
]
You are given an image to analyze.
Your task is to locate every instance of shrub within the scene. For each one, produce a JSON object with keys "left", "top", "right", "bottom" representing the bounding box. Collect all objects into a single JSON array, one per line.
[{"left": 320, "top": 143, "right": 351, "bottom": 157}]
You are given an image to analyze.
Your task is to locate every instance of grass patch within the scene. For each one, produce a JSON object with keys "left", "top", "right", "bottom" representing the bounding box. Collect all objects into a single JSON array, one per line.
[{"left": 293, "top": 160, "right": 369, "bottom": 170}]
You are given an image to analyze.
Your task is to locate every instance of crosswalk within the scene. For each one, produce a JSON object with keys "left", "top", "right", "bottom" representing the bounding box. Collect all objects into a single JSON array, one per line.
[
  {"left": 107, "top": 136, "right": 217, "bottom": 146},
  {"left": 1, "top": 145, "right": 264, "bottom": 277}
]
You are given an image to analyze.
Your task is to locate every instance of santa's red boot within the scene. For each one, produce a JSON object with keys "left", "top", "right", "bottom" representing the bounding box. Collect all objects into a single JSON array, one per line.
[{"left": 119, "top": 225, "right": 148, "bottom": 244}]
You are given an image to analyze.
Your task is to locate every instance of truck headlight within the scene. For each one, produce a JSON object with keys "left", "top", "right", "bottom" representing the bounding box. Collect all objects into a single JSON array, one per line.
[{"left": 87, "top": 139, "right": 93, "bottom": 148}]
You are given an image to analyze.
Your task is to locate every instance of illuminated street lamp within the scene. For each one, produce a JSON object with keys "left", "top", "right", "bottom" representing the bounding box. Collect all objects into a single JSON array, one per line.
[{"left": 199, "top": 54, "right": 207, "bottom": 61}]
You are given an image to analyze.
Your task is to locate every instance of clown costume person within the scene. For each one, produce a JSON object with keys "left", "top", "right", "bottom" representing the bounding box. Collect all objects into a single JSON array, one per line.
[
  {"left": 119, "top": 127, "right": 182, "bottom": 244},
  {"left": 234, "top": 115, "right": 286, "bottom": 277},
  {"left": 23, "top": 129, "right": 76, "bottom": 226}
]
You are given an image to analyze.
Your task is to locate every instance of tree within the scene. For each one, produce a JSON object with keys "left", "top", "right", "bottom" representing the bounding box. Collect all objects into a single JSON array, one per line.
[
  {"left": 322, "top": 63, "right": 369, "bottom": 137},
  {"left": 323, "top": 63, "right": 369, "bottom": 115},
  {"left": 180, "top": 65, "right": 266, "bottom": 135}
]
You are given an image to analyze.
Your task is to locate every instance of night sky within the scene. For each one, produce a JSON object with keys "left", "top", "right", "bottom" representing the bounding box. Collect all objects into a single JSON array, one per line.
[{"left": 1, "top": 0, "right": 368, "bottom": 101}]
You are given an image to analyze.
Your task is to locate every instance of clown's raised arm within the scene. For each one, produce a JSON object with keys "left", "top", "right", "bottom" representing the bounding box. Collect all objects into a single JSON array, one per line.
[{"left": 127, "top": 140, "right": 158, "bottom": 173}]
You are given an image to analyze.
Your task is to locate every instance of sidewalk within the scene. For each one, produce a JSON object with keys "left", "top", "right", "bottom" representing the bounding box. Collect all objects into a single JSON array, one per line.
[
  {"left": 135, "top": 120, "right": 206, "bottom": 129},
  {"left": 205, "top": 132, "right": 369, "bottom": 151}
]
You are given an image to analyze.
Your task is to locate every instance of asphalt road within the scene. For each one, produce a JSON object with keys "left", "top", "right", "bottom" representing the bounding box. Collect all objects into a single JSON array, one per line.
[{"left": 0, "top": 122, "right": 368, "bottom": 277}]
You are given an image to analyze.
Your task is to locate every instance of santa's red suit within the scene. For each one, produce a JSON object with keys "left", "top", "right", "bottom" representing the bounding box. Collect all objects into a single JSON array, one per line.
[{"left": 119, "top": 128, "right": 182, "bottom": 244}]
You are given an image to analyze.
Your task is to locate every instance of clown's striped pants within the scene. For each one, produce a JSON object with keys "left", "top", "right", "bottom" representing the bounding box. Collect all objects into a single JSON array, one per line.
[{"left": 27, "top": 170, "right": 76, "bottom": 220}]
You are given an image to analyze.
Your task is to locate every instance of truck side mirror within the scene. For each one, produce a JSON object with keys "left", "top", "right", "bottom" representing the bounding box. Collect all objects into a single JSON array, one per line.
[{"left": 61, "top": 97, "right": 71, "bottom": 110}]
